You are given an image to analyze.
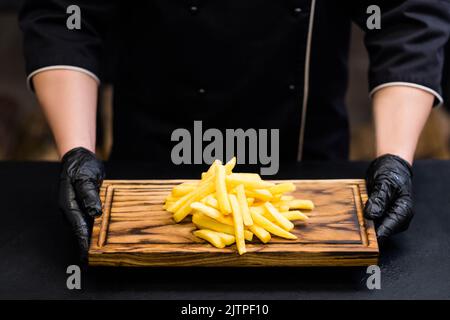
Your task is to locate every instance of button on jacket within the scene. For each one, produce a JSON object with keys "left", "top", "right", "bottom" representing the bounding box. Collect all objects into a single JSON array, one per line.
[{"left": 19, "top": 0, "right": 450, "bottom": 163}]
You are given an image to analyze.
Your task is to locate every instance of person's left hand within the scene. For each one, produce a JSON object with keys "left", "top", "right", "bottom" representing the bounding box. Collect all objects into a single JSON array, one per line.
[
  {"left": 364, "top": 154, "right": 413, "bottom": 244},
  {"left": 59, "top": 147, "right": 105, "bottom": 263}
]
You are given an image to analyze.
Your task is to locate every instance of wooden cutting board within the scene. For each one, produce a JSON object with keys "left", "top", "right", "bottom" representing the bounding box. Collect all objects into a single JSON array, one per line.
[{"left": 89, "top": 180, "right": 378, "bottom": 267}]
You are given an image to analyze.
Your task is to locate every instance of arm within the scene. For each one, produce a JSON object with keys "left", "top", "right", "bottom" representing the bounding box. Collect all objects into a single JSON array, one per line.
[
  {"left": 33, "top": 69, "right": 103, "bottom": 262},
  {"left": 349, "top": 0, "right": 450, "bottom": 242},
  {"left": 19, "top": 0, "right": 118, "bottom": 156},
  {"left": 19, "top": 0, "right": 117, "bottom": 261},
  {"left": 33, "top": 69, "right": 98, "bottom": 157},
  {"left": 373, "top": 86, "right": 433, "bottom": 165},
  {"left": 349, "top": 0, "right": 450, "bottom": 106},
  {"left": 32, "top": 70, "right": 103, "bottom": 263},
  {"left": 363, "top": 86, "right": 433, "bottom": 243}
]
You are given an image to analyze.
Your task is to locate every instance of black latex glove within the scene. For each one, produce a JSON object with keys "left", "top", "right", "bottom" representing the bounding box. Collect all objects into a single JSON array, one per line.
[
  {"left": 59, "top": 147, "right": 105, "bottom": 262},
  {"left": 364, "top": 154, "right": 413, "bottom": 244}
]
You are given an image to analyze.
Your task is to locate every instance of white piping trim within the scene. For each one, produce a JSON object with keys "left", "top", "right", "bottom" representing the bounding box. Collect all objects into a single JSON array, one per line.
[
  {"left": 27, "top": 65, "right": 100, "bottom": 91},
  {"left": 370, "top": 82, "right": 443, "bottom": 107},
  {"left": 297, "top": 0, "right": 317, "bottom": 161}
]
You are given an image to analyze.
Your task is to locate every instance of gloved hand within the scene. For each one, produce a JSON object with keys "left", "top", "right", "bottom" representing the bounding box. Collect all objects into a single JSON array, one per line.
[
  {"left": 59, "top": 147, "right": 105, "bottom": 262},
  {"left": 364, "top": 154, "right": 413, "bottom": 244}
]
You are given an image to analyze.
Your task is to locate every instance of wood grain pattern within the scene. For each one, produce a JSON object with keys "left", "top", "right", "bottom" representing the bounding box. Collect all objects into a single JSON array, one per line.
[{"left": 89, "top": 179, "right": 378, "bottom": 267}]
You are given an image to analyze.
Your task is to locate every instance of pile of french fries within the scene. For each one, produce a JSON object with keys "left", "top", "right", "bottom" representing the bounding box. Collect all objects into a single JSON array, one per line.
[{"left": 164, "top": 158, "right": 314, "bottom": 255}]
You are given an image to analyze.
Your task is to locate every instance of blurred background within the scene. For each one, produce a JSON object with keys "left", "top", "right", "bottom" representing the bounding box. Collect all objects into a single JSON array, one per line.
[{"left": 1, "top": 1, "right": 450, "bottom": 161}]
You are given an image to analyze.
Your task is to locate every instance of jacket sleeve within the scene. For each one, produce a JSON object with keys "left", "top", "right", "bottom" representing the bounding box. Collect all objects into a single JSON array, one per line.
[
  {"left": 19, "top": 0, "right": 118, "bottom": 88},
  {"left": 350, "top": 0, "right": 450, "bottom": 106}
]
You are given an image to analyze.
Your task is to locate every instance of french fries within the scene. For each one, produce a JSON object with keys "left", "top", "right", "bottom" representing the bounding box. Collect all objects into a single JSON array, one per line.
[
  {"left": 192, "top": 213, "right": 253, "bottom": 241},
  {"left": 215, "top": 164, "right": 232, "bottom": 214},
  {"left": 164, "top": 158, "right": 314, "bottom": 254},
  {"left": 193, "top": 230, "right": 227, "bottom": 248},
  {"left": 263, "top": 202, "right": 294, "bottom": 231},
  {"left": 251, "top": 211, "right": 297, "bottom": 240},
  {"left": 226, "top": 174, "right": 275, "bottom": 189},
  {"left": 248, "top": 224, "right": 271, "bottom": 243},
  {"left": 281, "top": 210, "right": 309, "bottom": 221},
  {"left": 191, "top": 202, "right": 233, "bottom": 226},
  {"left": 193, "top": 230, "right": 235, "bottom": 248},
  {"left": 229, "top": 194, "right": 246, "bottom": 255},
  {"left": 235, "top": 184, "right": 253, "bottom": 226},
  {"left": 269, "top": 182, "right": 296, "bottom": 194},
  {"left": 289, "top": 199, "right": 315, "bottom": 210},
  {"left": 171, "top": 182, "right": 198, "bottom": 197},
  {"left": 173, "top": 180, "right": 215, "bottom": 222},
  {"left": 245, "top": 189, "right": 273, "bottom": 201}
]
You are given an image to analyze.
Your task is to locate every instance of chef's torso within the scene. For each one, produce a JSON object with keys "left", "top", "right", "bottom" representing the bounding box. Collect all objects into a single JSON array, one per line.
[{"left": 110, "top": 0, "right": 352, "bottom": 163}]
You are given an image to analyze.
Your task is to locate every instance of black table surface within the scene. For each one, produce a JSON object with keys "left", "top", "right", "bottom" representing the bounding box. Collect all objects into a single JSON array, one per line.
[{"left": 0, "top": 160, "right": 449, "bottom": 300}]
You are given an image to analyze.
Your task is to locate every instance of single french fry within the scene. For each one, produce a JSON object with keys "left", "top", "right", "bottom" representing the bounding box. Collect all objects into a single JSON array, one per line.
[
  {"left": 281, "top": 210, "right": 309, "bottom": 221},
  {"left": 224, "top": 157, "right": 237, "bottom": 174},
  {"left": 248, "top": 224, "right": 271, "bottom": 243},
  {"left": 191, "top": 202, "right": 221, "bottom": 219},
  {"left": 171, "top": 183, "right": 198, "bottom": 197},
  {"left": 201, "top": 159, "right": 222, "bottom": 180},
  {"left": 269, "top": 182, "right": 296, "bottom": 195},
  {"left": 192, "top": 214, "right": 253, "bottom": 241},
  {"left": 229, "top": 194, "right": 246, "bottom": 255},
  {"left": 226, "top": 174, "right": 275, "bottom": 189},
  {"left": 193, "top": 229, "right": 225, "bottom": 248},
  {"left": 215, "top": 164, "right": 232, "bottom": 214},
  {"left": 218, "top": 214, "right": 234, "bottom": 226},
  {"left": 249, "top": 206, "right": 265, "bottom": 216},
  {"left": 289, "top": 199, "right": 315, "bottom": 210},
  {"left": 202, "top": 195, "right": 219, "bottom": 209},
  {"left": 217, "top": 231, "right": 236, "bottom": 246},
  {"left": 235, "top": 184, "right": 253, "bottom": 226},
  {"left": 251, "top": 211, "right": 297, "bottom": 240},
  {"left": 260, "top": 209, "right": 307, "bottom": 223},
  {"left": 229, "top": 173, "right": 261, "bottom": 181},
  {"left": 192, "top": 213, "right": 230, "bottom": 234},
  {"left": 263, "top": 202, "right": 294, "bottom": 231},
  {"left": 191, "top": 202, "right": 233, "bottom": 226},
  {"left": 260, "top": 212, "right": 275, "bottom": 223},
  {"left": 173, "top": 181, "right": 215, "bottom": 222},
  {"left": 245, "top": 189, "right": 273, "bottom": 201},
  {"left": 166, "top": 192, "right": 190, "bottom": 213}
]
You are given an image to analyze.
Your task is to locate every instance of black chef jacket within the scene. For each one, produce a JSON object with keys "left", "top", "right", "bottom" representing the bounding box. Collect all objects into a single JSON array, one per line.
[{"left": 19, "top": 0, "right": 450, "bottom": 164}]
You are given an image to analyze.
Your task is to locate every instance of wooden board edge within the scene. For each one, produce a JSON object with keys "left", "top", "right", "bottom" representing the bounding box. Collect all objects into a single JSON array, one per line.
[
  {"left": 88, "top": 252, "right": 379, "bottom": 267},
  {"left": 101, "top": 179, "right": 368, "bottom": 185},
  {"left": 356, "top": 181, "right": 379, "bottom": 252}
]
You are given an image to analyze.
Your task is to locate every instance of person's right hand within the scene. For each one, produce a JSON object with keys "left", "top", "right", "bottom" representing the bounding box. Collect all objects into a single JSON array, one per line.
[{"left": 59, "top": 147, "right": 105, "bottom": 262}]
